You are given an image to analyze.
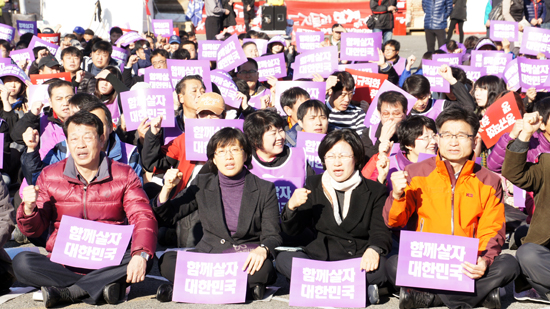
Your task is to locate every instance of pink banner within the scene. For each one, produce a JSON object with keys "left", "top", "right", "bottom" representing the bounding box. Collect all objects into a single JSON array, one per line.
[
  {"left": 167, "top": 59, "right": 212, "bottom": 92},
  {"left": 152, "top": 19, "right": 174, "bottom": 37},
  {"left": 256, "top": 53, "right": 287, "bottom": 81},
  {"left": 242, "top": 39, "right": 268, "bottom": 56},
  {"left": 111, "top": 47, "right": 129, "bottom": 72},
  {"left": 340, "top": 32, "right": 382, "bottom": 62},
  {"left": 295, "top": 32, "right": 324, "bottom": 53},
  {"left": 518, "top": 57, "right": 550, "bottom": 90},
  {"left": 50, "top": 215, "right": 134, "bottom": 269},
  {"left": 115, "top": 32, "right": 143, "bottom": 47},
  {"left": 293, "top": 46, "right": 338, "bottom": 80},
  {"left": 296, "top": 131, "right": 325, "bottom": 175},
  {"left": 503, "top": 59, "right": 520, "bottom": 91},
  {"left": 0, "top": 24, "right": 15, "bottom": 42},
  {"left": 198, "top": 41, "right": 222, "bottom": 61},
  {"left": 520, "top": 27, "right": 550, "bottom": 57},
  {"left": 10, "top": 48, "right": 35, "bottom": 66},
  {"left": 185, "top": 119, "right": 244, "bottom": 161},
  {"left": 470, "top": 51, "right": 513, "bottom": 78},
  {"left": 274, "top": 81, "right": 326, "bottom": 116},
  {"left": 422, "top": 60, "right": 450, "bottom": 93},
  {"left": 433, "top": 54, "right": 462, "bottom": 66},
  {"left": 144, "top": 68, "right": 173, "bottom": 89},
  {"left": 490, "top": 21, "right": 519, "bottom": 42},
  {"left": 29, "top": 36, "right": 59, "bottom": 56},
  {"left": 217, "top": 34, "right": 247, "bottom": 72},
  {"left": 120, "top": 88, "right": 175, "bottom": 131},
  {"left": 454, "top": 65, "right": 486, "bottom": 82},
  {"left": 211, "top": 70, "right": 242, "bottom": 109}
]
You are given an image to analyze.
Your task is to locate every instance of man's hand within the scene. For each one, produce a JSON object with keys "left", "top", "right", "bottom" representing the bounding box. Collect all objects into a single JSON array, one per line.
[
  {"left": 266, "top": 76, "right": 277, "bottom": 88},
  {"left": 531, "top": 18, "right": 539, "bottom": 26},
  {"left": 126, "top": 255, "right": 147, "bottom": 283},
  {"left": 137, "top": 117, "right": 150, "bottom": 144},
  {"left": 360, "top": 248, "right": 380, "bottom": 272},
  {"left": 225, "top": 9, "right": 230, "bottom": 15},
  {"left": 526, "top": 87, "right": 537, "bottom": 103},
  {"left": 325, "top": 75, "right": 338, "bottom": 91},
  {"left": 509, "top": 119, "right": 523, "bottom": 139},
  {"left": 312, "top": 73, "right": 324, "bottom": 82},
  {"left": 22, "top": 185, "right": 39, "bottom": 216},
  {"left": 260, "top": 94, "right": 271, "bottom": 109},
  {"left": 438, "top": 64, "right": 457, "bottom": 85},
  {"left": 378, "top": 140, "right": 393, "bottom": 157},
  {"left": 75, "top": 70, "right": 86, "bottom": 83},
  {"left": 23, "top": 127, "right": 40, "bottom": 152},
  {"left": 375, "top": 48, "right": 387, "bottom": 68},
  {"left": 31, "top": 101, "right": 44, "bottom": 116},
  {"left": 376, "top": 154, "right": 390, "bottom": 184},
  {"left": 502, "top": 38, "right": 511, "bottom": 53},
  {"left": 287, "top": 188, "right": 311, "bottom": 210},
  {"left": 127, "top": 55, "right": 139, "bottom": 67},
  {"left": 380, "top": 119, "right": 398, "bottom": 142},
  {"left": 150, "top": 116, "right": 163, "bottom": 135},
  {"left": 405, "top": 55, "right": 416, "bottom": 71},
  {"left": 235, "top": 92, "right": 249, "bottom": 110},
  {"left": 242, "top": 247, "right": 267, "bottom": 275},
  {"left": 462, "top": 257, "right": 487, "bottom": 280},
  {"left": 37, "top": 49, "right": 49, "bottom": 61},
  {"left": 247, "top": 4, "right": 251, "bottom": 10},
  {"left": 95, "top": 69, "right": 110, "bottom": 80},
  {"left": 163, "top": 168, "right": 183, "bottom": 190},
  {"left": 387, "top": 5, "right": 397, "bottom": 11},
  {"left": 390, "top": 171, "right": 408, "bottom": 200},
  {"left": 519, "top": 111, "right": 543, "bottom": 142}
]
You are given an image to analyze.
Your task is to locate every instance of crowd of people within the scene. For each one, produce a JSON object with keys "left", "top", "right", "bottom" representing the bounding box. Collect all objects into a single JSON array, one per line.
[{"left": 0, "top": 9, "right": 548, "bottom": 309}]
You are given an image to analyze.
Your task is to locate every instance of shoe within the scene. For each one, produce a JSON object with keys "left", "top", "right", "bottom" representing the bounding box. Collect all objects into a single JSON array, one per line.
[
  {"left": 41, "top": 286, "right": 74, "bottom": 308},
  {"left": 514, "top": 287, "right": 550, "bottom": 304},
  {"left": 399, "top": 287, "right": 438, "bottom": 309},
  {"left": 251, "top": 283, "right": 265, "bottom": 300},
  {"left": 12, "top": 226, "right": 29, "bottom": 244},
  {"left": 482, "top": 287, "right": 501, "bottom": 308},
  {"left": 156, "top": 283, "right": 173, "bottom": 302},
  {"left": 368, "top": 284, "right": 379, "bottom": 304},
  {"left": 103, "top": 282, "right": 123, "bottom": 304}
]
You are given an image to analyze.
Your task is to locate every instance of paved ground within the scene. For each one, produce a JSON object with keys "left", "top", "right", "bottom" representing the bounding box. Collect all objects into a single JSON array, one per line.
[{"left": 3, "top": 34, "right": 549, "bottom": 308}]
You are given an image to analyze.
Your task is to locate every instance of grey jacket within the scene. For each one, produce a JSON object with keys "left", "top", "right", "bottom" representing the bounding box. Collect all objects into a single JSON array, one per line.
[{"left": 205, "top": 0, "right": 225, "bottom": 17}]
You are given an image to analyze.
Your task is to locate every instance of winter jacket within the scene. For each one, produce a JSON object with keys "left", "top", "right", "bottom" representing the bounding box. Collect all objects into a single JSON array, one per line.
[
  {"left": 0, "top": 179, "right": 13, "bottom": 274},
  {"left": 487, "top": 131, "right": 550, "bottom": 173},
  {"left": 423, "top": 0, "right": 454, "bottom": 29},
  {"left": 16, "top": 155, "right": 157, "bottom": 257},
  {"left": 82, "top": 57, "right": 121, "bottom": 76},
  {"left": 385, "top": 153, "right": 506, "bottom": 266},
  {"left": 525, "top": 0, "right": 546, "bottom": 23},
  {"left": 75, "top": 71, "right": 98, "bottom": 95},
  {"left": 450, "top": 0, "right": 467, "bottom": 20},
  {"left": 370, "top": 0, "right": 397, "bottom": 30}
]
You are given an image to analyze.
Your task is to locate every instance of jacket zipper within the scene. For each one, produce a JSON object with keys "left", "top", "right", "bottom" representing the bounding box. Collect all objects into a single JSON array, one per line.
[
  {"left": 83, "top": 185, "right": 88, "bottom": 219},
  {"left": 451, "top": 184, "right": 455, "bottom": 235}
]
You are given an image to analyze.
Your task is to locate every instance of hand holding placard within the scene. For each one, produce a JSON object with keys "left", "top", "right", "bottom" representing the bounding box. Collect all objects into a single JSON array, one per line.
[
  {"left": 462, "top": 257, "right": 487, "bottom": 280},
  {"left": 150, "top": 116, "right": 163, "bottom": 135},
  {"left": 360, "top": 248, "right": 380, "bottom": 272},
  {"left": 242, "top": 247, "right": 267, "bottom": 275},
  {"left": 287, "top": 188, "right": 311, "bottom": 210},
  {"left": 126, "top": 255, "right": 146, "bottom": 283}
]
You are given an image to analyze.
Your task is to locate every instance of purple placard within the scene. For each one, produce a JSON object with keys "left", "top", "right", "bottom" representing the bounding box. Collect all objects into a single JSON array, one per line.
[
  {"left": 216, "top": 34, "right": 247, "bottom": 72},
  {"left": 338, "top": 63, "right": 379, "bottom": 73},
  {"left": 364, "top": 80, "right": 417, "bottom": 127},
  {"left": 144, "top": 68, "right": 173, "bottom": 89},
  {"left": 520, "top": 27, "right": 550, "bottom": 57},
  {"left": 115, "top": 31, "right": 143, "bottom": 47},
  {"left": 0, "top": 133, "right": 3, "bottom": 168},
  {"left": 16, "top": 20, "right": 37, "bottom": 36},
  {"left": 198, "top": 41, "right": 222, "bottom": 61},
  {"left": 0, "top": 58, "right": 11, "bottom": 71},
  {"left": 396, "top": 231, "right": 479, "bottom": 293},
  {"left": 0, "top": 24, "right": 15, "bottom": 42},
  {"left": 120, "top": 89, "right": 175, "bottom": 131},
  {"left": 423, "top": 99, "right": 445, "bottom": 120},
  {"left": 417, "top": 152, "right": 436, "bottom": 162},
  {"left": 173, "top": 251, "right": 248, "bottom": 304},
  {"left": 289, "top": 257, "right": 366, "bottom": 307},
  {"left": 211, "top": 70, "right": 241, "bottom": 109},
  {"left": 256, "top": 53, "right": 287, "bottom": 81},
  {"left": 503, "top": 59, "right": 520, "bottom": 91},
  {"left": 454, "top": 65, "right": 486, "bottom": 82},
  {"left": 422, "top": 59, "right": 450, "bottom": 93},
  {"left": 293, "top": 46, "right": 338, "bottom": 80},
  {"left": 274, "top": 81, "right": 326, "bottom": 115},
  {"left": 295, "top": 31, "right": 324, "bottom": 53},
  {"left": 490, "top": 21, "right": 519, "bottom": 42},
  {"left": 29, "top": 36, "right": 59, "bottom": 56},
  {"left": 152, "top": 19, "right": 173, "bottom": 37},
  {"left": 297, "top": 131, "right": 325, "bottom": 175},
  {"left": 340, "top": 32, "right": 381, "bottom": 62},
  {"left": 517, "top": 57, "right": 550, "bottom": 90},
  {"left": 242, "top": 39, "right": 268, "bottom": 56},
  {"left": 470, "top": 51, "right": 512, "bottom": 78},
  {"left": 439, "top": 43, "right": 467, "bottom": 63},
  {"left": 393, "top": 57, "right": 407, "bottom": 76},
  {"left": 0, "top": 65, "right": 31, "bottom": 82},
  {"left": 50, "top": 215, "right": 134, "bottom": 269},
  {"left": 513, "top": 185, "right": 526, "bottom": 209},
  {"left": 248, "top": 88, "right": 270, "bottom": 109},
  {"left": 185, "top": 119, "right": 245, "bottom": 161},
  {"left": 167, "top": 59, "right": 212, "bottom": 92},
  {"left": 111, "top": 47, "right": 129, "bottom": 71},
  {"left": 9, "top": 48, "right": 35, "bottom": 67},
  {"left": 27, "top": 85, "right": 50, "bottom": 106},
  {"left": 432, "top": 53, "right": 462, "bottom": 66}
]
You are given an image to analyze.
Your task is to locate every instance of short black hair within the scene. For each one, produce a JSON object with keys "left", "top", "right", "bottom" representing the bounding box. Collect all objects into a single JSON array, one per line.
[
  {"left": 151, "top": 49, "right": 169, "bottom": 60},
  {"left": 234, "top": 78, "right": 250, "bottom": 101},
  {"left": 242, "top": 41, "right": 257, "bottom": 50},
  {"left": 330, "top": 71, "right": 355, "bottom": 92},
  {"left": 432, "top": 50, "right": 446, "bottom": 55},
  {"left": 435, "top": 106, "right": 480, "bottom": 136},
  {"left": 238, "top": 58, "right": 258, "bottom": 71},
  {"left": 84, "top": 29, "right": 95, "bottom": 36},
  {"left": 92, "top": 41, "right": 113, "bottom": 55},
  {"left": 297, "top": 99, "right": 330, "bottom": 121},
  {"left": 280, "top": 87, "right": 310, "bottom": 110},
  {"left": 206, "top": 127, "right": 252, "bottom": 173},
  {"left": 377, "top": 91, "right": 408, "bottom": 114},
  {"left": 383, "top": 39, "right": 400, "bottom": 52},
  {"left": 79, "top": 100, "right": 113, "bottom": 128},
  {"left": 134, "top": 40, "right": 149, "bottom": 51},
  {"left": 243, "top": 109, "right": 285, "bottom": 151},
  {"left": 446, "top": 40, "right": 459, "bottom": 53},
  {"left": 63, "top": 111, "right": 104, "bottom": 138},
  {"left": 175, "top": 75, "right": 205, "bottom": 95},
  {"left": 451, "top": 66, "right": 472, "bottom": 87},
  {"left": 47, "top": 80, "right": 73, "bottom": 98},
  {"left": 318, "top": 129, "right": 365, "bottom": 170},
  {"left": 68, "top": 93, "right": 102, "bottom": 110},
  {"left": 64, "top": 33, "right": 78, "bottom": 41},
  {"left": 534, "top": 98, "right": 550, "bottom": 125},
  {"left": 464, "top": 36, "right": 480, "bottom": 50},
  {"left": 397, "top": 115, "right": 437, "bottom": 154},
  {"left": 0, "top": 39, "right": 11, "bottom": 53},
  {"left": 61, "top": 46, "right": 83, "bottom": 61},
  {"left": 110, "top": 27, "right": 123, "bottom": 35},
  {"left": 33, "top": 46, "right": 48, "bottom": 58},
  {"left": 238, "top": 33, "right": 247, "bottom": 40},
  {"left": 19, "top": 33, "right": 34, "bottom": 44},
  {"left": 403, "top": 75, "right": 431, "bottom": 99},
  {"left": 181, "top": 40, "right": 197, "bottom": 49},
  {"left": 171, "top": 49, "right": 190, "bottom": 60}
]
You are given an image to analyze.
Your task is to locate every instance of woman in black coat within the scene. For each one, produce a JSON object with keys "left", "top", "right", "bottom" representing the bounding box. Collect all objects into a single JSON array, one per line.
[
  {"left": 153, "top": 128, "right": 282, "bottom": 302},
  {"left": 275, "top": 129, "right": 392, "bottom": 305},
  {"left": 447, "top": 0, "right": 467, "bottom": 43}
]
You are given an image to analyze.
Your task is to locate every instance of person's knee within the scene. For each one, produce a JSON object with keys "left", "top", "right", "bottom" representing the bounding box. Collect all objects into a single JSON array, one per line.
[
  {"left": 158, "top": 251, "right": 177, "bottom": 283},
  {"left": 491, "top": 254, "right": 520, "bottom": 281},
  {"left": 517, "top": 243, "right": 545, "bottom": 273},
  {"left": 12, "top": 251, "right": 35, "bottom": 273}
]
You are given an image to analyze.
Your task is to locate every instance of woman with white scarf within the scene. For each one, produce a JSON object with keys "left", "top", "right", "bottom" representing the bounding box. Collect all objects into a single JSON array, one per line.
[{"left": 276, "top": 129, "right": 392, "bottom": 305}]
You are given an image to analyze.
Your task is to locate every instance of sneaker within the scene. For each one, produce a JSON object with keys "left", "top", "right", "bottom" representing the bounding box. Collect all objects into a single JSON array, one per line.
[
  {"left": 514, "top": 288, "right": 550, "bottom": 304},
  {"left": 12, "top": 226, "right": 29, "bottom": 244},
  {"left": 368, "top": 284, "right": 379, "bottom": 304}
]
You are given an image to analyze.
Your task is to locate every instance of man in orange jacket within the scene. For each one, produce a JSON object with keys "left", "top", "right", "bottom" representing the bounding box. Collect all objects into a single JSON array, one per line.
[{"left": 385, "top": 107, "right": 520, "bottom": 309}]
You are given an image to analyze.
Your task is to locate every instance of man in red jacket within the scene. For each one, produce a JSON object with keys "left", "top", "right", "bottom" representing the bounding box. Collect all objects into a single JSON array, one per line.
[{"left": 13, "top": 111, "right": 157, "bottom": 308}]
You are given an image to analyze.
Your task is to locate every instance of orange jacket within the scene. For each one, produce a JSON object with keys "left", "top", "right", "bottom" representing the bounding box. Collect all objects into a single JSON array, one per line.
[{"left": 385, "top": 154, "right": 505, "bottom": 266}]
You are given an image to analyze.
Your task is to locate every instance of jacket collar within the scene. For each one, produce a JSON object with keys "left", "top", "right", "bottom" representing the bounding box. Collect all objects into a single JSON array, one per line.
[
  {"left": 435, "top": 151, "right": 475, "bottom": 186},
  {"left": 63, "top": 152, "right": 110, "bottom": 184}
]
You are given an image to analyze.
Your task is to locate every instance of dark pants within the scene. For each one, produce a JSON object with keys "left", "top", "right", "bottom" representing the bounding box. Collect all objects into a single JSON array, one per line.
[
  {"left": 244, "top": 9, "right": 255, "bottom": 32},
  {"left": 425, "top": 29, "right": 447, "bottom": 52},
  {"left": 0, "top": 260, "right": 15, "bottom": 292},
  {"left": 447, "top": 19, "right": 465, "bottom": 43},
  {"left": 386, "top": 254, "right": 519, "bottom": 308},
  {"left": 205, "top": 16, "right": 223, "bottom": 40},
  {"left": 12, "top": 250, "right": 154, "bottom": 304},
  {"left": 275, "top": 251, "right": 387, "bottom": 287},
  {"left": 516, "top": 242, "right": 550, "bottom": 300},
  {"left": 158, "top": 251, "right": 277, "bottom": 288}
]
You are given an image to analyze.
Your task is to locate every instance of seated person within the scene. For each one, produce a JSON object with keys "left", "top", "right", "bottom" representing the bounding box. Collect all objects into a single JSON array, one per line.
[
  {"left": 276, "top": 129, "right": 391, "bottom": 305},
  {"left": 281, "top": 87, "right": 310, "bottom": 147},
  {"left": 13, "top": 111, "right": 157, "bottom": 307},
  {"left": 385, "top": 107, "right": 519, "bottom": 309},
  {"left": 0, "top": 178, "right": 14, "bottom": 295},
  {"left": 153, "top": 128, "right": 281, "bottom": 302}
]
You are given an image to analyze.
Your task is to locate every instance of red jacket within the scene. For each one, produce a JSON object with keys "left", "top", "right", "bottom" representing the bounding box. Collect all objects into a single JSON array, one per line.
[{"left": 17, "top": 155, "right": 157, "bottom": 258}]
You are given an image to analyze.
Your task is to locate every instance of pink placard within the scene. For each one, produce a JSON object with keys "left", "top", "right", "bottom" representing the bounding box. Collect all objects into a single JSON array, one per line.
[
  {"left": 296, "top": 131, "right": 325, "bottom": 175},
  {"left": 470, "top": 51, "right": 512, "bottom": 78},
  {"left": 274, "top": 81, "right": 326, "bottom": 116},
  {"left": 363, "top": 80, "right": 417, "bottom": 127},
  {"left": 513, "top": 185, "right": 526, "bottom": 209},
  {"left": 29, "top": 35, "right": 59, "bottom": 56},
  {"left": 152, "top": 19, "right": 174, "bottom": 37},
  {"left": 0, "top": 65, "right": 31, "bottom": 83},
  {"left": 211, "top": 70, "right": 242, "bottom": 109},
  {"left": 338, "top": 63, "right": 379, "bottom": 73},
  {"left": 422, "top": 59, "right": 450, "bottom": 93},
  {"left": 9, "top": 48, "right": 35, "bottom": 67},
  {"left": 518, "top": 57, "right": 550, "bottom": 90},
  {"left": 50, "top": 215, "right": 134, "bottom": 269},
  {"left": 433, "top": 53, "right": 462, "bottom": 66},
  {"left": 520, "top": 27, "right": 550, "bottom": 57},
  {"left": 167, "top": 59, "right": 212, "bottom": 92},
  {"left": 185, "top": 119, "right": 244, "bottom": 161},
  {"left": 115, "top": 32, "right": 143, "bottom": 47},
  {"left": 503, "top": 58, "right": 520, "bottom": 91},
  {"left": 198, "top": 41, "right": 222, "bottom": 61},
  {"left": 454, "top": 65, "right": 486, "bottom": 82},
  {"left": 293, "top": 46, "right": 338, "bottom": 80},
  {"left": 143, "top": 68, "right": 173, "bottom": 89},
  {"left": 295, "top": 31, "right": 324, "bottom": 53},
  {"left": 0, "top": 24, "right": 15, "bottom": 42},
  {"left": 120, "top": 88, "right": 175, "bottom": 131},
  {"left": 256, "top": 53, "right": 287, "bottom": 81},
  {"left": 490, "top": 21, "right": 519, "bottom": 42},
  {"left": 27, "top": 85, "right": 50, "bottom": 106},
  {"left": 173, "top": 251, "right": 249, "bottom": 303},
  {"left": 340, "top": 32, "right": 382, "bottom": 62},
  {"left": 216, "top": 34, "right": 247, "bottom": 72},
  {"left": 16, "top": 20, "right": 37, "bottom": 36}
]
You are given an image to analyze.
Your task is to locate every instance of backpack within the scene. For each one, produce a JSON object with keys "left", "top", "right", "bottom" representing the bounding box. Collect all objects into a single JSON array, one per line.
[{"left": 488, "top": 2, "right": 505, "bottom": 21}]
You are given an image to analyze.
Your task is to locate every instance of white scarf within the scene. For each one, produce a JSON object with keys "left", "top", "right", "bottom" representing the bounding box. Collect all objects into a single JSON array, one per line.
[{"left": 321, "top": 170, "right": 362, "bottom": 225}]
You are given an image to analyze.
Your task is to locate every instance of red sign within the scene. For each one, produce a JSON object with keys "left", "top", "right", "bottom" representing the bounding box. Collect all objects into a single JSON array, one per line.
[
  {"left": 37, "top": 33, "right": 60, "bottom": 45},
  {"left": 345, "top": 68, "right": 387, "bottom": 103},
  {"left": 479, "top": 92, "right": 522, "bottom": 148},
  {"left": 30, "top": 72, "right": 71, "bottom": 85},
  {"left": 173, "top": 28, "right": 180, "bottom": 36}
]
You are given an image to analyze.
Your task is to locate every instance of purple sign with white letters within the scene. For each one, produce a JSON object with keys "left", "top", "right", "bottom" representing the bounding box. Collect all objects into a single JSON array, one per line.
[
  {"left": 520, "top": 27, "right": 550, "bottom": 57},
  {"left": 423, "top": 99, "right": 445, "bottom": 120},
  {"left": 216, "top": 34, "right": 247, "bottom": 72},
  {"left": 289, "top": 258, "right": 366, "bottom": 307},
  {"left": 29, "top": 36, "right": 59, "bottom": 56},
  {"left": 173, "top": 251, "right": 248, "bottom": 304},
  {"left": 50, "top": 215, "right": 134, "bottom": 269},
  {"left": 293, "top": 46, "right": 338, "bottom": 80},
  {"left": 120, "top": 88, "right": 175, "bottom": 131},
  {"left": 274, "top": 81, "right": 326, "bottom": 116},
  {"left": 0, "top": 24, "right": 15, "bottom": 42},
  {"left": 470, "top": 51, "right": 512, "bottom": 78},
  {"left": 340, "top": 32, "right": 381, "bottom": 61},
  {"left": 517, "top": 57, "right": 550, "bottom": 90},
  {"left": 185, "top": 119, "right": 244, "bottom": 161},
  {"left": 503, "top": 59, "right": 520, "bottom": 91},
  {"left": 454, "top": 65, "right": 486, "bottom": 82},
  {"left": 396, "top": 231, "right": 478, "bottom": 293},
  {"left": 152, "top": 19, "right": 173, "bottom": 37},
  {"left": 338, "top": 63, "right": 379, "bottom": 73},
  {"left": 198, "top": 41, "right": 222, "bottom": 61},
  {"left": 211, "top": 70, "right": 241, "bottom": 109},
  {"left": 297, "top": 131, "right": 325, "bottom": 175},
  {"left": 0, "top": 65, "right": 31, "bottom": 82},
  {"left": 363, "top": 79, "right": 416, "bottom": 127},
  {"left": 27, "top": 85, "right": 50, "bottom": 106},
  {"left": 16, "top": 20, "right": 37, "bottom": 36},
  {"left": 144, "top": 68, "right": 173, "bottom": 89},
  {"left": 167, "top": 59, "right": 212, "bottom": 92},
  {"left": 111, "top": 47, "right": 129, "bottom": 72},
  {"left": 10, "top": 48, "right": 35, "bottom": 67},
  {"left": 256, "top": 53, "right": 287, "bottom": 81},
  {"left": 295, "top": 31, "right": 324, "bottom": 53},
  {"left": 433, "top": 54, "right": 462, "bottom": 66},
  {"left": 422, "top": 59, "right": 450, "bottom": 93},
  {"left": 115, "top": 32, "right": 143, "bottom": 47},
  {"left": 0, "top": 58, "right": 11, "bottom": 71},
  {"left": 513, "top": 185, "right": 526, "bottom": 209},
  {"left": 490, "top": 21, "right": 519, "bottom": 42},
  {"left": 0, "top": 133, "right": 3, "bottom": 168},
  {"left": 242, "top": 39, "right": 268, "bottom": 56},
  {"left": 393, "top": 57, "right": 407, "bottom": 76}
]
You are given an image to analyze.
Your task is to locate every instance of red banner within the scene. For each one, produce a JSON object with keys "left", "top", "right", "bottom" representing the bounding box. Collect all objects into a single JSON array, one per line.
[
  {"left": 38, "top": 33, "right": 60, "bottom": 45},
  {"left": 479, "top": 92, "right": 522, "bottom": 148},
  {"left": 30, "top": 72, "right": 71, "bottom": 85},
  {"left": 345, "top": 68, "right": 387, "bottom": 103},
  {"left": 195, "top": 2, "right": 265, "bottom": 35}
]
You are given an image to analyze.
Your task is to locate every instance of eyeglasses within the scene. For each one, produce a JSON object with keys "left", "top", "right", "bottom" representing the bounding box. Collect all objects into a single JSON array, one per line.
[
  {"left": 337, "top": 91, "right": 354, "bottom": 99},
  {"left": 237, "top": 70, "right": 258, "bottom": 75},
  {"left": 214, "top": 148, "right": 243, "bottom": 157},
  {"left": 324, "top": 153, "right": 354, "bottom": 162},
  {"left": 438, "top": 133, "right": 474, "bottom": 140},
  {"left": 381, "top": 111, "right": 404, "bottom": 118},
  {"left": 152, "top": 60, "right": 166, "bottom": 66},
  {"left": 416, "top": 134, "right": 437, "bottom": 142}
]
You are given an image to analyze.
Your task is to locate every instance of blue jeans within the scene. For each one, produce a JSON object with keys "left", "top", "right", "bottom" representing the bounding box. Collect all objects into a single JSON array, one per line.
[{"left": 373, "top": 28, "right": 393, "bottom": 44}]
